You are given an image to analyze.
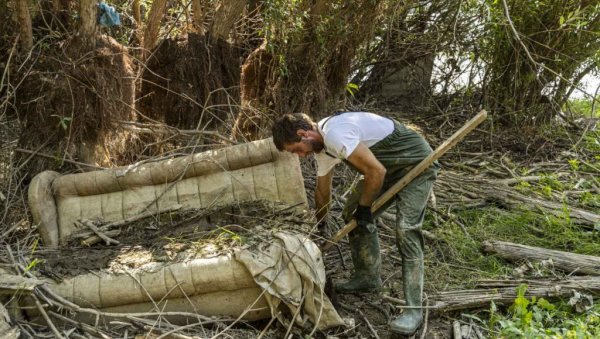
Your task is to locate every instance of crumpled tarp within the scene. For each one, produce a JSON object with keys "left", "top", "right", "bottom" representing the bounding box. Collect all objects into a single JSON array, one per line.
[{"left": 236, "top": 231, "right": 345, "bottom": 331}]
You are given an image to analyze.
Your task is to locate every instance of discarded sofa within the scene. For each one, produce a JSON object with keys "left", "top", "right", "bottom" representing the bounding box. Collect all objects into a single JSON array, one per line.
[
  {"left": 27, "top": 138, "right": 344, "bottom": 329},
  {"left": 29, "top": 138, "right": 307, "bottom": 247}
]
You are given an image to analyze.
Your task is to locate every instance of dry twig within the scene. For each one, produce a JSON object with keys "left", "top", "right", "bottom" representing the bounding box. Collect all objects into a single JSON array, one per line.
[{"left": 77, "top": 220, "right": 120, "bottom": 245}]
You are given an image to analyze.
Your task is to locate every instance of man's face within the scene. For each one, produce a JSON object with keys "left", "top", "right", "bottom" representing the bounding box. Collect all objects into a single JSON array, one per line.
[{"left": 283, "top": 131, "right": 324, "bottom": 157}]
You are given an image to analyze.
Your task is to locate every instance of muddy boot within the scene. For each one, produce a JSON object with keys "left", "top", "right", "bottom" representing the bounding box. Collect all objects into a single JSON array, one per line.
[
  {"left": 335, "top": 226, "right": 382, "bottom": 294},
  {"left": 390, "top": 258, "right": 423, "bottom": 335}
]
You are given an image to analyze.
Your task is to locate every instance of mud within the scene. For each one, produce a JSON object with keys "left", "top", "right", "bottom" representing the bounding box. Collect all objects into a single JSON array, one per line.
[{"left": 36, "top": 200, "right": 312, "bottom": 279}]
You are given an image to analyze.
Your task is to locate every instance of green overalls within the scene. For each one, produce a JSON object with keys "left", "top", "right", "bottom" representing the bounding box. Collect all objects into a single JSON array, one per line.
[
  {"left": 334, "top": 118, "right": 438, "bottom": 335},
  {"left": 340, "top": 119, "right": 438, "bottom": 259}
]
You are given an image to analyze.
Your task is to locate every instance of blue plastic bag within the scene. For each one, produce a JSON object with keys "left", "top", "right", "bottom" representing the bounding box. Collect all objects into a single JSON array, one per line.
[{"left": 97, "top": 2, "right": 121, "bottom": 26}]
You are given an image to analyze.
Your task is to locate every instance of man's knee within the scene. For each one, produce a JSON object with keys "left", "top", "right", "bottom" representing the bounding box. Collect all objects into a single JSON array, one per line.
[{"left": 395, "top": 228, "right": 423, "bottom": 259}]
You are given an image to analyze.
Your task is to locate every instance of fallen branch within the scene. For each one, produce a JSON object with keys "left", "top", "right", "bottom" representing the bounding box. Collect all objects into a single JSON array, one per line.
[
  {"left": 33, "top": 295, "right": 64, "bottom": 339},
  {"left": 381, "top": 276, "right": 600, "bottom": 313},
  {"left": 80, "top": 229, "right": 121, "bottom": 246},
  {"left": 432, "top": 276, "right": 600, "bottom": 311},
  {"left": 48, "top": 311, "right": 111, "bottom": 339},
  {"left": 77, "top": 220, "right": 120, "bottom": 245},
  {"left": 497, "top": 176, "right": 542, "bottom": 186},
  {"left": 483, "top": 240, "right": 600, "bottom": 276},
  {"left": 14, "top": 148, "right": 104, "bottom": 170},
  {"left": 429, "top": 206, "right": 470, "bottom": 238},
  {"left": 358, "top": 309, "right": 380, "bottom": 339},
  {"left": 435, "top": 171, "right": 600, "bottom": 227},
  {"left": 419, "top": 293, "right": 430, "bottom": 339},
  {"left": 453, "top": 321, "right": 461, "bottom": 339},
  {"left": 72, "top": 204, "right": 183, "bottom": 239}
]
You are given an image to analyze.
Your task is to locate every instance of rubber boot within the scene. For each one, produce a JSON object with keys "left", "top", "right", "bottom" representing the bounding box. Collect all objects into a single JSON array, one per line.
[
  {"left": 335, "top": 226, "right": 382, "bottom": 294},
  {"left": 389, "top": 258, "right": 423, "bottom": 335}
]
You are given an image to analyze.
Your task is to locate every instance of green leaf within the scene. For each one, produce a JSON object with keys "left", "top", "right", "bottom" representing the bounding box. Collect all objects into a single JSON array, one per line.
[{"left": 537, "top": 298, "right": 556, "bottom": 311}]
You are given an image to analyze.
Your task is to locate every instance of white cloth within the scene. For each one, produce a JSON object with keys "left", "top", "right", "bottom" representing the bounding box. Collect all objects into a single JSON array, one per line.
[
  {"left": 235, "top": 232, "right": 345, "bottom": 331},
  {"left": 315, "top": 112, "right": 394, "bottom": 176}
]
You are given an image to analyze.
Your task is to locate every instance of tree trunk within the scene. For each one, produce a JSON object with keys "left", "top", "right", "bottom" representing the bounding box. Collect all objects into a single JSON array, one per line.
[
  {"left": 233, "top": 41, "right": 273, "bottom": 141},
  {"left": 132, "top": 0, "right": 141, "bottom": 27},
  {"left": 191, "top": 0, "right": 207, "bottom": 34},
  {"left": 357, "top": 1, "right": 457, "bottom": 111},
  {"left": 483, "top": 240, "right": 600, "bottom": 276},
  {"left": 78, "top": 0, "right": 97, "bottom": 49},
  {"left": 14, "top": 0, "right": 33, "bottom": 50},
  {"left": 52, "top": 0, "right": 61, "bottom": 13},
  {"left": 370, "top": 54, "right": 435, "bottom": 108},
  {"left": 143, "top": 0, "right": 168, "bottom": 58},
  {"left": 209, "top": 0, "right": 246, "bottom": 41},
  {"left": 235, "top": 0, "right": 383, "bottom": 137}
]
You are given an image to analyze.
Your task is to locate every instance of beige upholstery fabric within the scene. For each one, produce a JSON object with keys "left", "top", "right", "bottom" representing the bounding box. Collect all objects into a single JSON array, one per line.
[
  {"left": 25, "top": 139, "right": 345, "bottom": 329},
  {"left": 237, "top": 232, "right": 345, "bottom": 330},
  {"left": 28, "top": 138, "right": 307, "bottom": 247}
]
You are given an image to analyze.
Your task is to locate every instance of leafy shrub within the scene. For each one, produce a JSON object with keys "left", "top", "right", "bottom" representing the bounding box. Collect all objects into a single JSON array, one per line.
[{"left": 488, "top": 284, "right": 600, "bottom": 338}]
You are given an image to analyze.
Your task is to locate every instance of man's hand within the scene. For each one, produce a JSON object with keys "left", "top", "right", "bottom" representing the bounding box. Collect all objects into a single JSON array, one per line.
[{"left": 353, "top": 204, "right": 373, "bottom": 229}]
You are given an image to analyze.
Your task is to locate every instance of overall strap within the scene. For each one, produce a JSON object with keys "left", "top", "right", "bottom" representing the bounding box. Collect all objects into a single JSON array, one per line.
[{"left": 319, "top": 111, "right": 349, "bottom": 159}]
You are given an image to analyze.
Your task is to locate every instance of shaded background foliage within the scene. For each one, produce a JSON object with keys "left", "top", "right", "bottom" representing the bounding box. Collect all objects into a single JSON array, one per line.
[
  {"left": 0, "top": 0, "right": 598, "bottom": 172},
  {"left": 481, "top": 0, "right": 600, "bottom": 126}
]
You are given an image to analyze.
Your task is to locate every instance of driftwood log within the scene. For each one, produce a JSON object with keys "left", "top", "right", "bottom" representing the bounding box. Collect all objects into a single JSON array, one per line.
[
  {"left": 483, "top": 240, "right": 600, "bottom": 276},
  {"left": 434, "top": 171, "right": 600, "bottom": 227},
  {"left": 429, "top": 276, "right": 600, "bottom": 311}
]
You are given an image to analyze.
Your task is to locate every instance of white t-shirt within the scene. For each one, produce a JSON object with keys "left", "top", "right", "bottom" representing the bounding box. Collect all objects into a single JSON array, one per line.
[{"left": 315, "top": 112, "right": 394, "bottom": 176}]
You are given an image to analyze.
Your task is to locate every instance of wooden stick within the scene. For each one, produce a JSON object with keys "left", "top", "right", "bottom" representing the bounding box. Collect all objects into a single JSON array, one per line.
[
  {"left": 358, "top": 309, "right": 380, "bottom": 339},
  {"left": 453, "top": 320, "right": 462, "bottom": 339},
  {"left": 33, "top": 295, "right": 64, "bottom": 339},
  {"left": 14, "top": 148, "right": 104, "bottom": 170},
  {"left": 77, "top": 220, "right": 120, "bottom": 245},
  {"left": 48, "top": 311, "right": 111, "bottom": 339},
  {"left": 0, "top": 220, "right": 27, "bottom": 240},
  {"left": 419, "top": 293, "right": 430, "bottom": 339},
  {"left": 323, "top": 110, "right": 488, "bottom": 251},
  {"left": 73, "top": 204, "right": 183, "bottom": 239},
  {"left": 81, "top": 230, "right": 121, "bottom": 246},
  {"left": 256, "top": 315, "right": 278, "bottom": 339}
]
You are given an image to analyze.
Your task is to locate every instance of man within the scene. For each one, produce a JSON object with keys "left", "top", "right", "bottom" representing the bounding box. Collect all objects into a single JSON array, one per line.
[{"left": 272, "top": 112, "right": 438, "bottom": 335}]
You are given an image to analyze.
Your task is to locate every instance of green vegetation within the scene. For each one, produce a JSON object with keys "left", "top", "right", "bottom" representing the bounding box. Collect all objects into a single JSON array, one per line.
[
  {"left": 423, "top": 155, "right": 599, "bottom": 336},
  {"left": 426, "top": 203, "right": 600, "bottom": 286},
  {"left": 566, "top": 98, "right": 599, "bottom": 118},
  {"left": 488, "top": 285, "right": 600, "bottom": 338}
]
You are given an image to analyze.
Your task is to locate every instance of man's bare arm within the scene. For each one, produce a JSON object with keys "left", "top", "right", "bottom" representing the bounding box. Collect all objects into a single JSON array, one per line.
[
  {"left": 315, "top": 170, "right": 333, "bottom": 222},
  {"left": 346, "top": 143, "right": 386, "bottom": 207}
]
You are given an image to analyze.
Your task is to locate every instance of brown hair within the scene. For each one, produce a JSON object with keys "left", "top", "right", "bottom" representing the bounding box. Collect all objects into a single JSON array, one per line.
[{"left": 272, "top": 113, "right": 315, "bottom": 151}]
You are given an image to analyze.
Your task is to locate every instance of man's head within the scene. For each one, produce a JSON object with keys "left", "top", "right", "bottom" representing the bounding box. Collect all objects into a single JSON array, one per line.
[{"left": 272, "top": 113, "right": 324, "bottom": 157}]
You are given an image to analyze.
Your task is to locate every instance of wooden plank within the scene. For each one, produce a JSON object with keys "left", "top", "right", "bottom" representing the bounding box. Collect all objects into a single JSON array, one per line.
[{"left": 322, "top": 110, "right": 488, "bottom": 251}]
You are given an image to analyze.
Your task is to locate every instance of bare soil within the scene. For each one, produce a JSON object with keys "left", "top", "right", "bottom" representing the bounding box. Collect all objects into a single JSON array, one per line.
[{"left": 36, "top": 200, "right": 310, "bottom": 278}]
